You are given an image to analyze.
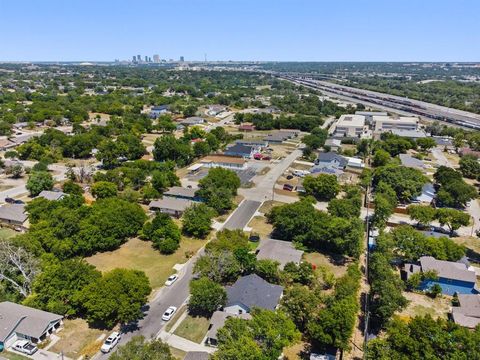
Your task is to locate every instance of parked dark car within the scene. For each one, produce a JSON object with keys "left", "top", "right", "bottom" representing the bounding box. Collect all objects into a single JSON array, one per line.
[
  {"left": 286, "top": 175, "right": 294, "bottom": 180},
  {"left": 14, "top": 200, "right": 25, "bottom": 204},
  {"left": 4, "top": 197, "right": 15, "bottom": 204},
  {"left": 283, "top": 184, "right": 294, "bottom": 191},
  {"left": 249, "top": 232, "right": 260, "bottom": 242}
]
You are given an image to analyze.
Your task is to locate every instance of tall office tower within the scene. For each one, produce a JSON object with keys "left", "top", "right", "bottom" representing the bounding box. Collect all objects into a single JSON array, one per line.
[
  {"left": 153, "top": 54, "right": 160, "bottom": 63},
  {"left": 137, "top": 55, "right": 141, "bottom": 62},
  {"left": 148, "top": 57, "right": 152, "bottom": 63},
  {"left": 180, "top": 56, "right": 184, "bottom": 62},
  {"left": 145, "top": 56, "right": 148, "bottom": 62},
  {"left": 132, "top": 55, "right": 136, "bottom": 62}
]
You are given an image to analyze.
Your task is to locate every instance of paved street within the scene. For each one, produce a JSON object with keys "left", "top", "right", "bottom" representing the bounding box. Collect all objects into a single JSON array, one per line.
[{"left": 223, "top": 199, "right": 262, "bottom": 230}]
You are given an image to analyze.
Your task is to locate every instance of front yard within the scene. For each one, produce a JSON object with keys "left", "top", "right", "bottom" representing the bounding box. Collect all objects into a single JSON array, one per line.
[
  {"left": 86, "top": 237, "right": 205, "bottom": 289},
  {"left": 49, "top": 319, "right": 107, "bottom": 359},
  {"left": 397, "top": 292, "right": 451, "bottom": 320},
  {"left": 173, "top": 315, "right": 210, "bottom": 344}
]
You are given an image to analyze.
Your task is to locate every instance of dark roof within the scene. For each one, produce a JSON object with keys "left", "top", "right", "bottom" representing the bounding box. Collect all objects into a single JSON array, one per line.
[
  {"left": 226, "top": 274, "right": 283, "bottom": 311},
  {"left": 317, "top": 152, "right": 348, "bottom": 168},
  {"left": 224, "top": 143, "right": 254, "bottom": 156},
  {"left": 152, "top": 105, "right": 169, "bottom": 111}
]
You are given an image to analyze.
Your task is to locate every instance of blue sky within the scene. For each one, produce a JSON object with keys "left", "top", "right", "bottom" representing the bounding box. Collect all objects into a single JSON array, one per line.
[{"left": 1, "top": 0, "right": 479, "bottom": 62}]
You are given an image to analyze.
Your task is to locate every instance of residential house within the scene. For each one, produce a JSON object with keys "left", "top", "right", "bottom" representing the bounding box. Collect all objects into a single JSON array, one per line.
[
  {"left": 148, "top": 198, "right": 194, "bottom": 217},
  {"left": 413, "top": 183, "right": 435, "bottom": 204},
  {"left": 263, "top": 130, "right": 299, "bottom": 144},
  {"left": 223, "top": 143, "right": 256, "bottom": 159},
  {"left": 0, "top": 204, "right": 27, "bottom": 227},
  {"left": 9, "top": 133, "right": 41, "bottom": 146},
  {"left": 224, "top": 274, "right": 284, "bottom": 315},
  {"left": 37, "top": 190, "right": 66, "bottom": 201},
  {"left": 451, "top": 294, "right": 480, "bottom": 328},
  {"left": 324, "top": 138, "right": 342, "bottom": 152},
  {"left": 149, "top": 105, "right": 170, "bottom": 118},
  {"left": 0, "top": 302, "right": 63, "bottom": 348},
  {"left": 201, "top": 155, "right": 247, "bottom": 170},
  {"left": 238, "top": 124, "right": 255, "bottom": 132},
  {"left": 205, "top": 311, "right": 251, "bottom": 347},
  {"left": 459, "top": 147, "right": 480, "bottom": 159},
  {"left": 399, "top": 154, "right": 425, "bottom": 170},
  {"left": 207, "top": 105, "right": 227, "bottom": 116},
  {"left": 344, "top": 156, "right": 365, "bottom": 169},
  {"left": 180, "top": 117, "right": 206, "bottom": 126},
  {"left": 0, "top": 138, "right": 15, "bottom": 151},
  {"left": 235, "top": 139, "right": 268, "bottom": 148},
  {"left": 314, "top": 152, "right": 348, "bottom": 169},
  {"left": 403, "top": 256, "right": 478, "bottom": 295},
  {"left": 255, "top": 238, "right": 304, "bottom": 269},
  {"left": 163, "top": 186, "right": 199, "bottom": 201}
]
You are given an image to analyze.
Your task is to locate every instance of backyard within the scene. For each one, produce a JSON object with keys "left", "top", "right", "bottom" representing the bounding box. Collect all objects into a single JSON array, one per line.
[
  {"left": 397, "top": 292, "right": 451, "bottom": 320},
  {"left": 86, "top": 237, "right": 205, "bottom": 289}
]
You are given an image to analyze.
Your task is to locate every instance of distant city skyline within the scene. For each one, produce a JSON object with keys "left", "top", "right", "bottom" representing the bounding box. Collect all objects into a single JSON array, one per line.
[{"left": 1, "top": 0, "right": 479, "bottom": 62}]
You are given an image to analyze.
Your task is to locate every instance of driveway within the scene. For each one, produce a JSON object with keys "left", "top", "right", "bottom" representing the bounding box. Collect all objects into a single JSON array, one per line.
[{"left": 223, "top": 200, "right": 262, "bottom": 230}]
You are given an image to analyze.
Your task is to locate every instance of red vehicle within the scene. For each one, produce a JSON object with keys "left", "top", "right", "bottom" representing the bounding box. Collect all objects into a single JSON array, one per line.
[
  {"left": 262, "top": 155, "right": 271, "bottom": 160},
  {"left": 253, "top": 153, "right": 263, "bottom": 160}
]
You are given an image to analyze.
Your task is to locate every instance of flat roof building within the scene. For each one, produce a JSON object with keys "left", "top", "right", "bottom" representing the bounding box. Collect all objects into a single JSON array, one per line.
[
  {"left": 201, "top": 155, "right": 247, "bottom": 170},
  {"left": 333, "top": 114, "right": 367, "bottom": 138},
  {"left": 148, "top": 198, "right": 194, "bottom": 217},
  {"left": 373, "top": 116, "right": 419, "bottom": 132}
]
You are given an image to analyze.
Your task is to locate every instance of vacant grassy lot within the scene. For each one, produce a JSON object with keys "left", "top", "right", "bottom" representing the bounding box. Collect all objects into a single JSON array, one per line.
[
  {"left": 86, "top": 237, "right": 204, "bottom": 289},
  {"left": 170, "top": 347, "right": 187, "bottom": 359},
  {"left": 258, "top": 200, "right": 283, "bottom": 214},
  {"left": 1, "top": 352, "right": 30, "bottom": 360},
  {"left": 248, "top": 216, "right": 273, "bottom": 238},
  {"left": 303, "top": 252, "right": 349, "bottom": 278},
  {"left": 398, "top": 292, "right": 450, "bottom": 320},
  {"left": 0, "top": 227, "right": 17, "bottom": 240},
  {"left": 173, "top": 315, "right": 210, "bottom": 344},
  {"left": 50, "top": 318, "right": 107, "bottom": 359},
  {"left": 283, "top": 341, "right": 308, "bottom": 360}
]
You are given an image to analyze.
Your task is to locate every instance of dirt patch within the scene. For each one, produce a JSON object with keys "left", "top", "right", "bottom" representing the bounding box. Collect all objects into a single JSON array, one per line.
[
  {"left": 398, "top": 292, "right": 451, "bottom": 320},
  {"left": 258, "top": 200, "right": 283, "bottom": 214},
  {"left": 248, "top": 216, "right": 273, "bottom": 238},
  {"left": 304, "top": 252, "right": 349, "bottom": 278},
  {"left": 50, "top": 319, "right": 107, "bottom": 359}
]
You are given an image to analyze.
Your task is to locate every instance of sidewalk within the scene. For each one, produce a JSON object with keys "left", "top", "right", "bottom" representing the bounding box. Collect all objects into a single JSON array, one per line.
[{"left": 157, "top": 331, "right": 215, "bottom": 354}]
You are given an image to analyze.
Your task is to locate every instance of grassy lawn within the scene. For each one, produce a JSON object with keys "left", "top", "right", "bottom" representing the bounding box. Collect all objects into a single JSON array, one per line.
[
  {"left": 248, "top": 216, "right": 273, "bottom": 239},
  {"left": 398, "top": 292, "right": 450, "bottom": 320},
  {"left": 0, "top": 227, "right": 17, "bottom": 240},
  {"left": 170, "top": 347, "right": 187, "bottom": 359},
  {"left": 258, "top": 200, "right": 283, "bottom": 214},
  {"left": 303, "top": 252, "right": 349, "bottom": 278},
  {"left": 50, "top": 318, "right": 107, "bottom": 359},
  {"left": 165, "top": 305, "right": 187, "bottom": 332},
  {"left": 283, "top": 341, "right": 308, "bottom": 360},
  {"left": 1, "top": 352, "right": 30, "bottom": 360},
  {"left": 173, "top": 315, "right": 210, "bottom": 344},
  {"left": 86, "top": 237, "right": 205, "bottom": 289}
]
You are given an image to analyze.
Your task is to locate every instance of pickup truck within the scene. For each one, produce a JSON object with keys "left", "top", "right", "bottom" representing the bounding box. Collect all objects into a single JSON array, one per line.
[{"left": 13, "top": 340, "right": 38, "bottom": 355}]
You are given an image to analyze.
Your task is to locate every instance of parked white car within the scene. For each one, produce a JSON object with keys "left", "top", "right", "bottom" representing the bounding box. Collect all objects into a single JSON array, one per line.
[
  {"left": 292, "top": 169, "right": 310, "bottom": 177},
  {"left": 13, "top": 340, "right": 38, "bottom": 355},
  {"left": 162, "top": 306, "right": 177, "bottom": 321},
  {"left": 165, "top": 274, "right": 178, "bottom": 286},
  {"left": 101, "top": 332, "right": 121, "bottom": 353}
]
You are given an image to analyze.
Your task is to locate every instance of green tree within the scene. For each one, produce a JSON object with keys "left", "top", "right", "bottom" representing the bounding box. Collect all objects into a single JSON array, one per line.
[
  {"left": 459, "top": 155, "right": 480, "bottom": 179},
  {"left": 182, "top": 203, "right": 215, "bottom": 238},
  {"left": 91, "top": 181, "right": 118, "bottom": 199},
  {"left": 373, "top": 166, "right": 427, "bottom": 202},
  {"left": 435, "top": 208, "right": 470, "bottom": 235},
  {"left": 26, "top": 171, "right": 54, "bottom": 196},
  {"left": 407, "top": 204, "right": 436, "bottom": 226},
  {"left": 416, "top": 137, "right": 436, "bottom": 151},
  {"left": 194, "top": 251, "right": 242, "bottom": 284},
  {"left": 196, "top": 168, "right": 241, "bottom": 214},
  {"left": 25, "top": 258, "right": 100, "bottom": 316},
  {"left": 189, "top": 277, "right": 227, "bottom": 316},
  {"left": 141, "top": 213, "right": 181, "bottom": 254},
  {"left": 62, "top": 180, "right": 84, "bottom": 196},
  {"left": 372, "top": 149, "right": 391, "bottom": 167},
  {"left": 78, "top": 269, "right": 151, "bottom": 328},
  {"left": 281, "top": 284, "right": 321, "bottom": 331},
  {"left": 110, "top": 336, "right": 174, "bottom": 360},
  {"left": 303, "top": 174, "right": 340, "bottom": 201}
]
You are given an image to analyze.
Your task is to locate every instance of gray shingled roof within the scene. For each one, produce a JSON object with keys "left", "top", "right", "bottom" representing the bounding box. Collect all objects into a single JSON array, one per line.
[
  {"left": 206, "top": 311, "right": 251, "bottom": 343},
  {"left": 226, "top": 274, "right": 283, "bottom": 311},
  {"left": 184, "top": 352, "right": 210, "bottom": 360},
  {"left": 452, "top": 294, "right": 480, "bottom": 328},
  {"left": 0, "top": 204, "right": 27, "bottom": 224},
  {"left": 38, "top": 190, "right": 66, "bottom": 201},
  {"left": 256, "top": 239, "right": 304, "bottom": 269},
  {"left": 0, "top": 302, "right": 62, "bottom": 341},
  {"left": 149, "top": 197, "right": 193, "bottom": 212},
  {"left": 317, "top": 152, "right": 348, "bottom": 168},
  {"left": 419, "top": 256, "right": 476, "bottom": 283},
  {"left": 399, "top": 154, "right": 425, "bottom": 169},
  {"left": 224, "top": 143, "right": 254, "bottom": 156},
  {"left": 163, "top": 186, "right": 197, "bottom": 199}
]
